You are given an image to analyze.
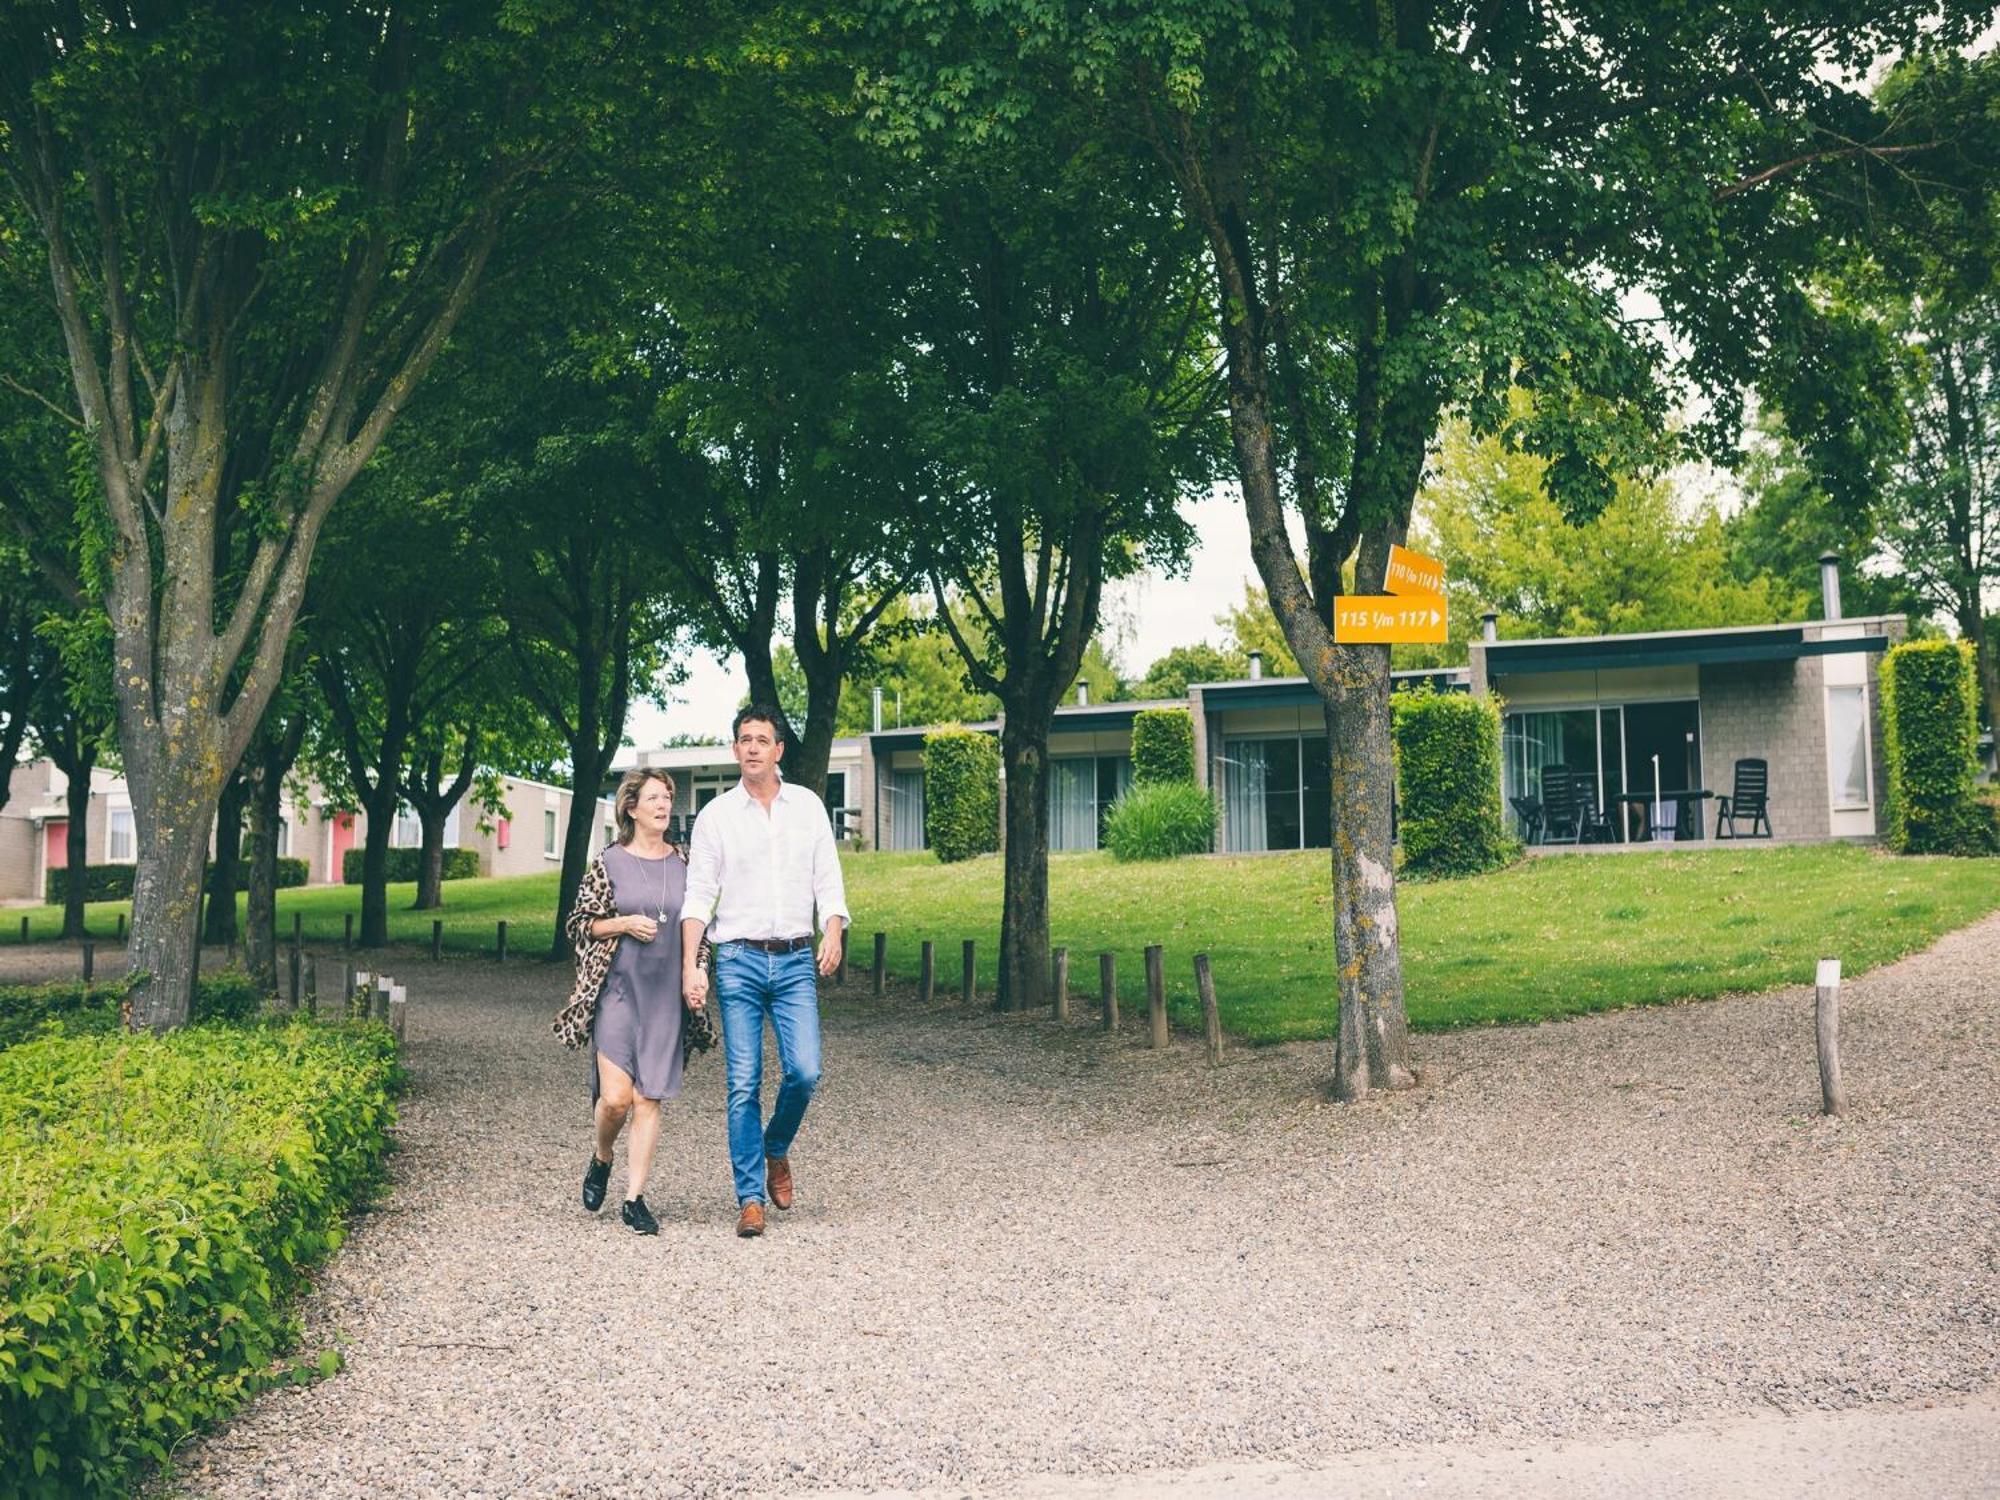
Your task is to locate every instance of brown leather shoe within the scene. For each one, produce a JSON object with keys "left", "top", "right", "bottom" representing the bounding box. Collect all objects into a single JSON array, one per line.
[
  {"left": 766, "top": 1155, "right": 794, "bottom": 1211},
  {"left": 736, "top": 1201, "right": 765, "bottom": 1238}
]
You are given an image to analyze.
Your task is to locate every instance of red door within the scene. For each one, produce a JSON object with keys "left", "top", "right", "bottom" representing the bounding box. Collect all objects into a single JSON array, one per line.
[
  {"left": 44, "top": 819, "right": 68, "bottom": 869},
  {"left": 329, "top": 814, "right": 356, "bottom": 880}
]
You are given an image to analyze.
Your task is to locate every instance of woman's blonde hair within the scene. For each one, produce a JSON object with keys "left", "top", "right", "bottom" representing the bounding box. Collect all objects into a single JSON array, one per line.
[{"left": 612, "top": 767, "right": 677, "bottom": 845}]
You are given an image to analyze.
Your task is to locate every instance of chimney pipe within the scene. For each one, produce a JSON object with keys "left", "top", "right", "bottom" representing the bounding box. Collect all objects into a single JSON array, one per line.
[
  {"left": 1077, "top": 681, "right": 1089, "bottom": 706},
  {"left": 1248, "top": 650, "right": 1264, "bottom": 681},
  {"left": 1819, "top": 552, "right": 1842, "bottom": 621},
  {"left": 871, "top": 686, "right": 883, "bottom": 733},
  {"left": 1481, "top": 611, "right": 1498, "bottom": 643}
]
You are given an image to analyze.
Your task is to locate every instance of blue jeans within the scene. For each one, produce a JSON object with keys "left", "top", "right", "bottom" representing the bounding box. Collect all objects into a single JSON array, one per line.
[{"left": 716, "top": 943, "right": 822, "bottom": 1206}]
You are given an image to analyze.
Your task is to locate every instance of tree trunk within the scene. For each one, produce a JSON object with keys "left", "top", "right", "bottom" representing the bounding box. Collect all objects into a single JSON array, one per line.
[
  {"left": 202, "top": 773, "right": 250, "bottom": 949},
  {"left": 552, "top": 743, "right": 616, "bottom": 959},
  {"left": 414, "top": 808, "right": 448, "bottom": 910},
  {"left": 61, "top": 747, "right": 93, "bottom": 939},
  {"left": 125, "top": 751, "right": 224, "bottom": 1030},
  {"left": 245, "top": 766, "right": 282, "bottom": 995},
  {"left": 789, "top": 650, "right": 843, "bottom": 802},
  {"left": 995, "top": 725, "right": 1051, "bottom": 1013},
  {"left": 1963, "top": 608, "right": 1998, "bottom": 736},
  {"left": 357, "top": 785, "right": 398, "bottom": 947}
]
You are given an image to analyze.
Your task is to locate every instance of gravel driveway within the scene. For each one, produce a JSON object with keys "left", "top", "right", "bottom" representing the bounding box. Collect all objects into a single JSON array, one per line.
[{"left": 62, "top": 914, "right": 1995, "bottom": 1499}]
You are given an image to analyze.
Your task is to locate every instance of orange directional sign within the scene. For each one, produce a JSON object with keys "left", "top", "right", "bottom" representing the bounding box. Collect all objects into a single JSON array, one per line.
[
  {"left": 1334, "top": 597, "right": 1448, "bottom": 644},
  {"left": 1385, "top": 543, "right": 1446, "bottom": 601}
]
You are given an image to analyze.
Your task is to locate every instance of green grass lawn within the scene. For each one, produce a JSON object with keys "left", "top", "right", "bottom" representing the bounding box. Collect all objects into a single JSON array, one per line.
[{"left": 10, "top": 843, "right": 2000, "bottom": 1042}]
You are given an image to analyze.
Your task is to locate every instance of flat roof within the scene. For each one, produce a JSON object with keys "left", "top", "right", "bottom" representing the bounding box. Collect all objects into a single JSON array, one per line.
[
  {"left": 1195, "top": 669, "right": 1469, "bottom": 712},
  {"left": 1482, "top": 620, "right": 1897, "bottom": 675}
]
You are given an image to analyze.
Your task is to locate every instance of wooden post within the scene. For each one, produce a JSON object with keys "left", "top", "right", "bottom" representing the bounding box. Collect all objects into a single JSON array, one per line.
[
  {"left": 82, "top": 941, "right": 95, "bottom": 983},
  {"left": 1099, "top": 952, "right": 1118, "bottom": 1031},
  {"left": 304, "top": 957, "right": 318, "bottom": 1017},
  {"left": 919, "top": 941, "right": 935, "bottom": 1005},
  {"left": 116, "top": 912, "right": 126, "bottom": 941},
  {"left": 388, "top": 984, "right": 407, "bottom": 1043},
  {"left": 292, "top": 911, "right": 302, "bottom": 946},
  {"left": 872, "top": 932, "right": 887, "bottom": 997},
  {"left": 496, "top": 920, "right": 508, "bottom": 963},
  {"left": 1816, "top": 957, "right": 1847, "bottom": 1117},
  {"left": 961, "top": 940, "right": 976, "bottom": 1005},
  {"left": 431, "top": 919, "right": 443, "bottom": 962},
  {"left": 18, "top": 915, "right": 27, "bottom": 943},
  {"left": 288, "top": 942, "right": 302, "bottom": 1009},
  {"left": 1146, "top": 944, "right": 1166, "bottom": 1049},
  {"left": 1052, "top": 947, "right": 1070, "bottom": 1022},
  {"left": 343, "top": 913, "right": 354, "bottom": 949},
  {"left": 1194, "top": 953, "right": 1223, "bottom": 1066}
]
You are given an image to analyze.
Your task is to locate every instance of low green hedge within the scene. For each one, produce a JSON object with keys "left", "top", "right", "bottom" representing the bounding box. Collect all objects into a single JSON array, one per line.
[
  {"left": 1392, "top": 689, "right": 1517, "bottom": 877},
  {"left": 923, "top": 728, "right": 1000, "bottom": 863},
  {"left": 1130, "top": 708, "right": 1196, "bottom": 786},
  {"left": 0, "top": 1019, "right": 398, "bottom": 1499},
  {"left": 1882, "top": 640, "right": 1999, "bottom": 856},
  {"left": 0, "top": 971, "right": 267, "bottom": 1053},
  {"left": 44, "top": 858, "right": 308, "bottom": 904},
  {"left": 1103, "top": 780, "right": 1217, "bottom": 861},
  {"left": 340, "top": 845, "right": 481, "bottom": 885}
]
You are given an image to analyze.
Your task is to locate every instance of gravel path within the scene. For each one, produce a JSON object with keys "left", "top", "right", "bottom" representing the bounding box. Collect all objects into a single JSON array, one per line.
[{"left": 19, "top": 913, "right": 1988, "bottom": 1499}]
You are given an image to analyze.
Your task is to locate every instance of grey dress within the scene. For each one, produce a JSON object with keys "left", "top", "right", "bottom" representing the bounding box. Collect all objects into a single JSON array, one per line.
[{"left": 591, "top": 844, "right": 687, "bottom": 1104}]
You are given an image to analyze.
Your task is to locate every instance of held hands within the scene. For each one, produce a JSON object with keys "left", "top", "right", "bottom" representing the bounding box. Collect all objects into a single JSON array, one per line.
[{"left": 683, "top": 964, "right": 710, "bottom": 1010}]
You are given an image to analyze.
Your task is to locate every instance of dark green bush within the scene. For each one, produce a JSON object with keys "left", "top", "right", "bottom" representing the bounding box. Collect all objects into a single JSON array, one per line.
[
  {"left": 1881, "top": 640, "right": 1999, "bottom": 856},
  {"left": 209, "top": 856, "right": 309, "bottom": 892},
  {"left": 0, "top": 970, "right": 270, "bottom": 1053},
  {"left": 43, "top": 864, "right": 134, "bottom": 904},
  {"left": 340, "top": 845, "right": 481, "bottom": 885},
  {"left": 1130, "top": 708, "right": 1197, "bottom": 786},
  {"left": 0, "top": 1020, "right": 398, "bottom": 1498},
  {"left": 1103, "top": 781, "right": 1218, "bottom": 861},
  {"left": 1392, "top": 689, "right": 1517, "bottom": 877},
  {"left": 922, "top": 728, "right": 1000, "bottom": 863}
]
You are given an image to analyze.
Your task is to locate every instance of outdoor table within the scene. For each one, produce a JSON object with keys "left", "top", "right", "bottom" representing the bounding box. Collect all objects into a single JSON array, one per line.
[{"left": 1611, "top": 788, "right": 1714, "bottom": 842}]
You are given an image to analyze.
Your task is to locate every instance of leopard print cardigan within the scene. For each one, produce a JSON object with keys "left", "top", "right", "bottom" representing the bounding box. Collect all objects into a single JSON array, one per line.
[{"left": 550, "top": 848, "right": 716, "bottom": 1059}]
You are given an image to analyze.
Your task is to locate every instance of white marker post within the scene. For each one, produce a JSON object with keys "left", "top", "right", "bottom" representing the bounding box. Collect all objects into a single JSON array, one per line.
[{"left": 1816, "top": 958, "right": 1846, "bottom": 1117}]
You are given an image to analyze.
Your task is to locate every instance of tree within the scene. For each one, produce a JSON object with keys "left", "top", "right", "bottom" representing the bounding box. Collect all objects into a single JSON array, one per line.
[
  {"left": 243, "top": 685, "right": 310, "bottom": 996},
  {"left": 773, "top": 596, "right": 1001, "bottom": 736},
  {"left": 1132, "top": 642, "right": 1244, "bottom": 700},
  {"left": 0, "top": 543, "right": 53, "bottom": 818},
  {"left": 0, "top": 0, "right": 699, "bottom": 1027},
  {"left": 1216, "top": 585, "right": 1300, "bottom": 678},
  {"left": 862, "top": 0, "right": 1994, "bottom": 1095}
]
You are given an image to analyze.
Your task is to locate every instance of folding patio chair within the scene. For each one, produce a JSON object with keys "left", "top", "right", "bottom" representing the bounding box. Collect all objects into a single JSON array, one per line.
[
  {"left": 1539, "top": 767, "right": 1586, "bottom": 845},
  {"left": 1716, "top": 758, "right": 1772, "bottom": 838}
]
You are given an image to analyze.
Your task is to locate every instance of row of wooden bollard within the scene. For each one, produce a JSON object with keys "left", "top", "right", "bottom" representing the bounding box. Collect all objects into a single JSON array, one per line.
[{"left": 854, "top": 932, "right": 1226, "bottom": 1066}]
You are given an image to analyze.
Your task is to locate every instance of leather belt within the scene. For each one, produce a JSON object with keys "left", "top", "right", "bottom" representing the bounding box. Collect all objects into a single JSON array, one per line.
[{"left": 729, "top": 935, "right": 814, "bottom": 953}]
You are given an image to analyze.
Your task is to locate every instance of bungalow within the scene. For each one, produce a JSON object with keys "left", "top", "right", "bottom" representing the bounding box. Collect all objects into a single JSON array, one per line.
[{"left": 1468, "top": 558, "right": 1904, "bottom": 844}]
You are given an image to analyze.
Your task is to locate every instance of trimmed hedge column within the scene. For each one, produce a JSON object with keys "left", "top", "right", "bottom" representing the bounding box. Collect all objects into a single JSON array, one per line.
[
  {"left": 1882, "top": 639, "right": 1999, "bottom": 856},
  {"left": 1130, "top": 708, "right": 1196, "bottom": 786},
  {"left": 1391, "top": 689, "right": 1516, "bottom": 877},
  {"left": 922, "top": 727, "right": 1000, "bottom": 863}
]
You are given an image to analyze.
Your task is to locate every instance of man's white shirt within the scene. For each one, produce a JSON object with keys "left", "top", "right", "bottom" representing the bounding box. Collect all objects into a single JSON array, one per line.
[{"left": 682, "top": 779, "right": 850, "bottom": 943}]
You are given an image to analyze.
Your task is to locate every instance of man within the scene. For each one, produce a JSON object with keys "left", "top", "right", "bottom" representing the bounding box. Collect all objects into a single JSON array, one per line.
[{"left": 682, "top": 705, "right": 849, "bottom": 1238}]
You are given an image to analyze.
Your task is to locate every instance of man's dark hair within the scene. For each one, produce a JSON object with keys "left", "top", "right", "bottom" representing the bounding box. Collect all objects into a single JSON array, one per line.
[{"left": 732, "top": 704, "right": 787, "bottom": 743}]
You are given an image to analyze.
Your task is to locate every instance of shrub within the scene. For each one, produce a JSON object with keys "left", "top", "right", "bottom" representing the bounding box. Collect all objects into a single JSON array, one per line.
[
  {"left": 208, "top": 856, "right": 309, "bottom": 892},
  {"left": 1392, "top": 689, "right": 1517, "bottom": 878},
  {"left": 922, "top": 728, "right": 1000, "bottom": 863},
  {"left": 1881, "top": 640, "right": 1999, "bottom": 856},
  {"left": 43, "top": 864, "right": 135, "bottom": 905},
  {"left": 0, "top": 970, "right": 271, "bottom": 1053},
  {"left": 0, "top": 1020, "right": 398, "bottom": 1498},
  {"left": 1130, "top": 708, "right": 1197, "bottom": 786},
  {"left": 341, "top": 845, "right": 481, "bottom": 885},
  {"left": 1103, "top": 780, "right": 1218, "bottom": 861}
]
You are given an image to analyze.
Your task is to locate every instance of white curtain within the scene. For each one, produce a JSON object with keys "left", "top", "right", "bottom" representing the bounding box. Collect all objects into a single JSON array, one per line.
[
  {"left": 889, "top": 770, "right": 925, "bottom": 850},
  {"left": 1049, "top": 759, "right": 1097, "bottom": 850},
  {"left": 1223, "top": 742, "right": 1268, "bottom": 852}
]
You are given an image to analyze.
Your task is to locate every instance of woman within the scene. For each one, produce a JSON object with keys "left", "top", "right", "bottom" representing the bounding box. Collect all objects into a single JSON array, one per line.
[{"left": 562, "top": 767, "right": 699, "bottom": 1235}]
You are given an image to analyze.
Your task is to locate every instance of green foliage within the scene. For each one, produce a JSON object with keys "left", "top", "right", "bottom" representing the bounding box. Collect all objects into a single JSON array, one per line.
[
  {"left": 0, "top": 1019, "right": 396, "bottom": 1498},
  {"left": 922, "top": 729, "right": 1000, "bottom": 863},
  {"left": 1133, "top": 642, "right": 1245, "bottom": 699},
  {"left": 1215, "top": 585, "right": 1299, "bottom": 677},
  {"left": 341, "top": 847, "right": 481, "bottom": 885},
  {"left": 782, "top": 598, "right": 1002, "bottom": 736},
  {"left": 1881, "top": 640, "right": 1999, "bottom": 856},
  {"left": 1130, "top": 709, "right": 1196, "bottom": 786},
  {"left": 1392, "top": 691, "right": 1518, "bottom": 878},
  {"left": 1103, "top": 781, "right": 1217, "bottom": 862},
  {"left": 0, "top": 971, "right": 269, "bottom": 1053},
  {"left": 42, "top": 864, "right": 134, "bottom": 904}
]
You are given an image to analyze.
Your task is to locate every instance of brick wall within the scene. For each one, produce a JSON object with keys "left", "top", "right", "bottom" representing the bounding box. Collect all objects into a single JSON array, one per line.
[{"left": 1698, "top": 658, "right": 1829, "bottom": 839}]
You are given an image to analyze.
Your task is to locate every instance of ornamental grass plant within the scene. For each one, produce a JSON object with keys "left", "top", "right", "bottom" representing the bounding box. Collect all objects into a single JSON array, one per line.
[{"left": 1103, "top": 780, "right": 1218, "bottom": 861}]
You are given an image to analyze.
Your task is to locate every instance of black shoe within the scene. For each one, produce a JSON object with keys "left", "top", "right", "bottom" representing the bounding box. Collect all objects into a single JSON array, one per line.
[
  {"left": 582, "top": 1155, "right": 612, "bottom": 1212},
  {"left": 621, "top": 1196, "right": 659, "bottom": 1235}
]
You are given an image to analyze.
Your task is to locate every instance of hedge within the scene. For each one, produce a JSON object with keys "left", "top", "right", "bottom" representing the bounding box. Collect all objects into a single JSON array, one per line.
[
  {"left": 1881, "top": 640, "right": 2000, "bottom": 856},
  {"left": 1130, "top": 708, "right": 1197, "bottom": 786},
  {"left": 0, "top": 971, "right": 267, "bottom": 1053},
  {"left": 922, "top": 728, "right": 1000, "bottom": 863},
  {"left": 1391, "top": 689, "right": 1517, "bottom": 878},
  {"left": 45, "top": 858, "right": 308, "bottom": 905},
  {"left": 341, "top": 845, "right": 481, "bottom": 885},
  {"left": 1103, "top": 781, "right": 1217, "bottom": 861},
  {"left": 0, "top": 1019, "right": 398, "bottom": 1499}
]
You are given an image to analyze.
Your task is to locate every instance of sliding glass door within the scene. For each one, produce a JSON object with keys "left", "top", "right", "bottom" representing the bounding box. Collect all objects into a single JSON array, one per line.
[
  {"left": 1222, "top": 736, "right": 1331, "bottom": 852},
  {"left": 1049, "top": 755, "right": 1133, "bottom": 851}
]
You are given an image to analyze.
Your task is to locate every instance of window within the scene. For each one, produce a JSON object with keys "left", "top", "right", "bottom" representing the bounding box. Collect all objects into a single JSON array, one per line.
[
  {"left": 1503, "top": 701, "right": 1699, "bottom": 839},
  {"left": 497, "top": 817, "right": 511, "bottom": 851},
  {"left": 276, "top": 817, "right": 292, "bottom": 858},
  {"left": 1827, "top": 685, "right": 1870, "bottom": 808},
  {"left": 887, "top": 769, "right": 926, "bottom": 851},
  {"left": 393, "top": 808, "right": 422, "bottom": 848},
  {"left": 1222, "top": 738, "right": 1329, "bottom": 852},
  {"left": 1049, "top": 756, "right": 1134, "bottom": 851},
  {"left": 543, "top": 808, "right": 559, "bottom": 857},
  {"left": 108, "top": 807, "right": 135, "bottom": 862},
  {"left": 823, "top": 770, "right": 853, "bottom": 841}
]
